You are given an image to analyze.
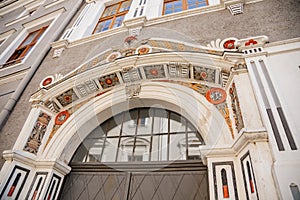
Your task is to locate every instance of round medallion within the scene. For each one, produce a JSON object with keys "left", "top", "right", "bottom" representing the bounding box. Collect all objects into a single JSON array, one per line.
[
  {"left": 206, "top": 88, "right": 227, "bottom": 105},
  {"left": 200, "top": 71, "right": 208, "bottom": 79},
  {"left": 150, "top": 69, "right": 159, "bottom": 76},
  {"left": 105, "top": 78, "right": 113, "bottom": 85},
  {"left": 63, "top": 95, "right": 72, "bottom": 102},
  {"left": 138, "top": 47, "right": 150, "bottom": 54},
  {"left": 106, "top": 52, "right": 121, "bottom": 62},
  {"left": 40, "top": 76, "right": 54, "bottom": 88},
  {"left": 136, "top": 45, "right": 152, "bottom": 55},
  {"left": 55, "top": 110, "right": 70, "bottom": 125},
  {"left": 223, "top": 40, "right": 236, "bottom": 49}
]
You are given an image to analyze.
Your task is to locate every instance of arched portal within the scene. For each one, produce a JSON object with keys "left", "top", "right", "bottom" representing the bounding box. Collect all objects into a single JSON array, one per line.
[{"left": 1, "top": 38, "right": 257, "bottom": 200}]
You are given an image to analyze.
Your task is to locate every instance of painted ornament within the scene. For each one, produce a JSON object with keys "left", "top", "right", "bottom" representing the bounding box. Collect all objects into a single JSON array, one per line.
[
  {"left": 206, "top": 88, "right": 227, "bottom": 105},
  {"left": 55, "top": 110, "right": 70, "bottom": 125}
]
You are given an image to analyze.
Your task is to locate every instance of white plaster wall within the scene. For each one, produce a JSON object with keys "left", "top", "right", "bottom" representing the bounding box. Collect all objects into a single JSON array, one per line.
[
  {"left": 265, "top": 45, "right": 300, "bottom": 199},
  {"left": 266, "top": 50, "right": 300, "bottom": 150},
  {"left": 233, "top": 73, "right": 265, "bottom": 132}
]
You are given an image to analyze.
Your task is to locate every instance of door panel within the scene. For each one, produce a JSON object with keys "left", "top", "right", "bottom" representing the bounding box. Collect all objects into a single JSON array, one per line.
[{"left": 59, "top": 162, "right": 208, "bottom": 200}]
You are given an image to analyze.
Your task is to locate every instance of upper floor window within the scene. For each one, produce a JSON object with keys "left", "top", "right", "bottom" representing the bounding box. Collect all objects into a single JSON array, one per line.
[
  {"left": 93, "top": 0, "right": 132, "bottom": 34},
  {"left": 4, "top": 26, "right": 48, "bottom": 67},
  {"left": 163, "top": 0, "right": 208, "bottom": 15}
]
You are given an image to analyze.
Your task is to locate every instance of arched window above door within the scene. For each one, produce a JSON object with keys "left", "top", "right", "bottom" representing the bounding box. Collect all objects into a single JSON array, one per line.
[{"left": 71, "top": 107, "right": 204, "bottom": 163}]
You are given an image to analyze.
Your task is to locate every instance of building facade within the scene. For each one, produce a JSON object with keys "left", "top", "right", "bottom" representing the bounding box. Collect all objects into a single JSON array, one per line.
[{"left": 0, "top": 0, "right": 299, "bottom": 199}]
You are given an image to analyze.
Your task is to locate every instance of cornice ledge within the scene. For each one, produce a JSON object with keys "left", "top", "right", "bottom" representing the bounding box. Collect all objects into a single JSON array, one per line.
[
  {"left": 232, "top": 130, "right": 268, "bottom": 153},
  {"left": 123, "top": 16, "right": 147, "bottom": 29},
  {"left": 51, "top": 39, "right": 69, "bottom": 49},
  {"left": 36, "top": 159, "right": 71, "bottom": 175},
  {"left": 3, "top": 149, "right": 36, "bottom": 167},
  {"left": 200, "top": 130, "right": 268, "bottom": 163},
  {"left": 2, "top": 150, "right": 71, "bottom": 175}
]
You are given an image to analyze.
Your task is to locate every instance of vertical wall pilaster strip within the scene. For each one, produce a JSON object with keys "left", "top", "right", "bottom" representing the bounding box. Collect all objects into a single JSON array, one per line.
[
  {"left": 258, "top": 60, "right": 297, "bottom": 150},
  {"left": 250, "top": 61, "right": 284, "bottom": 151}
]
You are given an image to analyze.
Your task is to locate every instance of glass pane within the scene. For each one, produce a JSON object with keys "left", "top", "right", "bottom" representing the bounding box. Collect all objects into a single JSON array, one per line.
[
  {"left": 187, "top": 122, "right": 198, "bottom": 132},
  {"left": 169, "top": 133, "right": 186, "bottom": 160},
  {"left": 101, "top": 138, "right": 119, "bottom": 162},
  {"left": 170, "top": 112, "right": 186, "bottom": 132},
  {"left": 120, "top": 0, "right": 131, "bottom": 12},
  {"left": 153, "top": 109, "right": 168, "bottom": 134},
  {"left": 113, "top": 15, "right": 124, "bottom": 28},
  {"left": 122, "top": 110, "right": 138, "bottom": 136},
  {"left": 106, "top": 114, "right": 123, "bottom": 137},
  {"left": 187, "top": 0, "right": 207, "bottom": 9},
  {"left": 136, "top": 108, "right": 152, "bottom": 135},
  {"left": 84, "top": 138, "right": 105, "bottom": 162},
  {"left": 102, "top": 4, "right": 118, "bottom": 17},
  {"left": 187, "top": 133, "right": 202, "bottom": 160},
  {"left": 133, "top": 136, "right": 150, "bottom": 161},
  {"left": 94, "top": 19, "right": 112, "bottom": 33},
  {"left": 118, "top": 137, "right": 134, "bottom": 162},
  {"left": 151, "top": 135, "right": 168, "bottom": 161},
  {"left": 20, "top": 31, "right": 39, "bottom": 47}
]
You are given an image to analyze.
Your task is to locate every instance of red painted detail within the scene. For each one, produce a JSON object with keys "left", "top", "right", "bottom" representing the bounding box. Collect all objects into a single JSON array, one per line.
[
  {"left": 55, "top": 110, "right": 70, "bottom": 125},
  {"left": 223, "top": 185, "right": 229, "bottom": 198},
  {"left": 42, "top": 77, "right": 53, "bottom": 86},
  {"left": 7, "top": 186, "right": 15, "bottom": 197},
  {"left": 250, "top": 180, "right": 255, "bottom": 193},
  {"left": 150, "top": 69, "right": 158, "bottom": 76},
  {"left": 124, "top": 36, "right": 137, "bottom": 43},
  {"left": 245, "top": 39, "right": 258, "bottom": 46},
  {"left": 205, "top": 88, "right": 227, "bottom": 105},
  {"left": 105, "top": 78, "right": 113, "bottom": 85},
  {"left": 223, "top": 40, "right": 236, "bottom": 49},
  {"left": 138, "top": 47, "right": 149, "bottom": 54}
]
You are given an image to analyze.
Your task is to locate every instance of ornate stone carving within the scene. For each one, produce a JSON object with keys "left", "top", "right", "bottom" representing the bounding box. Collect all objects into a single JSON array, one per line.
[
  {"left": 126, "top": 83, "right": 141, "bottom": 99},
  {"left": 24, "top": 112, "right": 51, "bottom": 154},
  {"left": 229, "top": 82, "right": 244, "bottom": 132},
  {"left": 52, "top": 48, "right": 64, "bottom": 58}
]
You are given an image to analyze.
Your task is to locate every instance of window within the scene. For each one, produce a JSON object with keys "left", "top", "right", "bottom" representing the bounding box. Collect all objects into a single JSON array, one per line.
[
  {"left": 163, "top": 0, "right": 208, "bottom": 15},
  {"left": 4, "top": 26, "right": 48, "bottom": 67},
  {"left": 71, "top": 108, "right": 204, "bottom": 163},
  {"left": 93, "top": 0, "right": 132, "bottom": 34}
]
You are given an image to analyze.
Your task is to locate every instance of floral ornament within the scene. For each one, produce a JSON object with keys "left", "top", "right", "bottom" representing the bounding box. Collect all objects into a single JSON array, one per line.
[
  {"left": 124, "top": 36, "right": 137, "bottom": 45},
  {"left": 223, "top": 39, "right": 236, "bottom": 49},
  {"left": 245, "top": 39, "right": 258, "bottom": 46},
  {"left": 206, "top": 88, "right": 227, "bottom": 105},
  {"left": 56, "top": 89, "right": 78, "bottom": 107},
  {"left": 144, "top": 65, "right": 165, "bottom": 79},
  {"left": 40, "top": 76, "right": 54, "bottom": 88},
  {"left": 99, "top": 73, "right": 120, "bottom": 89},
  {"left": 193, "top": 66, "right": 216, "bottom": 83},
  {"left": 55, "top": 110, "right": 70, "bottom": 125}
]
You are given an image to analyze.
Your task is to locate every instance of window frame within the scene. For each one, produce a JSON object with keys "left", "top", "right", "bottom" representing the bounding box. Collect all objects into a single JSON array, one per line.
[
  {"left": 93, "top": 0, "right": 132, "bottom": 34},
  {"left": 163, "top": 0, "right": 208, "bottom": 15},
  {"left": 71, "top": 107, "right": 204, "bottom": 163},
  {"left": 4, "top": 26, "right": 48, "bottom": 67}
]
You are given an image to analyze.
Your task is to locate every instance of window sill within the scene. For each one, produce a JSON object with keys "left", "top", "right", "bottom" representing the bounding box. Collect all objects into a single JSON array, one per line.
[{"left": 5, "top": 14, "right": 30, "bottom": 27}]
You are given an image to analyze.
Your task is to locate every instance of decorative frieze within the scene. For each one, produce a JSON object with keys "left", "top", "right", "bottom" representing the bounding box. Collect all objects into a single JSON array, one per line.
[
  {"left": 56, "top": 89, "right": 79, "bottom": 107},
  {"left": 143, "top": 65, "right": 165, "bottom": 79},
  {"left": 24, "top": 112, "right": 51, "bottom": 154},
  {"left": 229, "top": 82, "right": 244, "bottom": 133}
]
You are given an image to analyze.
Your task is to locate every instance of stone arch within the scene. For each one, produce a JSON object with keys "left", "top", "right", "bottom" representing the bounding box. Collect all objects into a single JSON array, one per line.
[{"left": 42, "top": 81, "right": 232, "bottom": 164}]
